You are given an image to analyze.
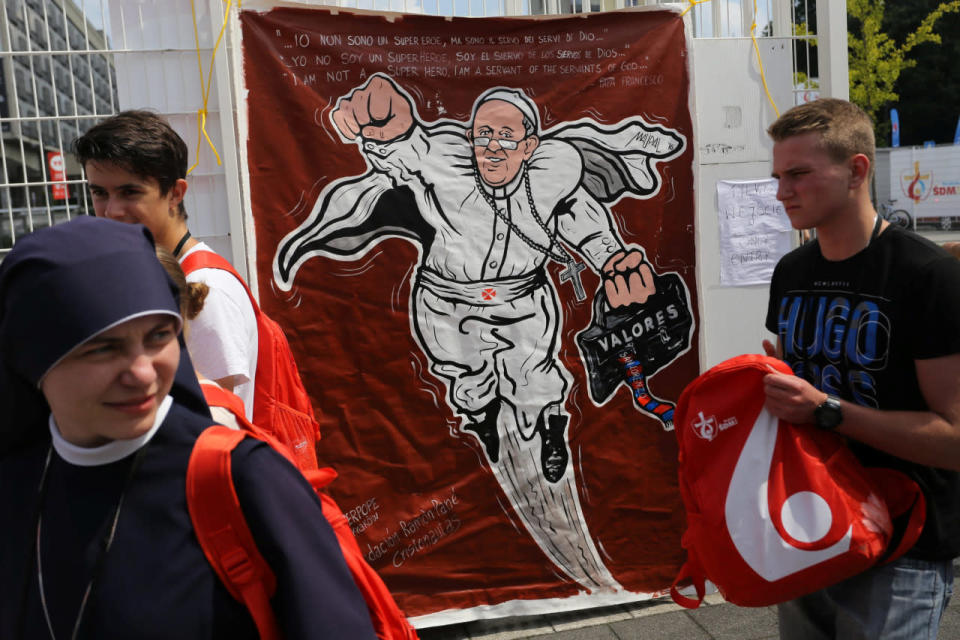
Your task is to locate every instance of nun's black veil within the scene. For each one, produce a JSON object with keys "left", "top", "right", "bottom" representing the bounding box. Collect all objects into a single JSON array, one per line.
[{"left": 0, "top": 216, "right": 210, "bottom": 455}]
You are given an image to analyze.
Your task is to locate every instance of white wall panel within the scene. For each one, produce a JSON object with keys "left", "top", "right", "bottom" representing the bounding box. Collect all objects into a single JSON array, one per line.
[
  {"left": 691, "top": 37, "right": 794, "bottom": 368},
  {"left": 109, "top": 0, "right": 242, "bottom": 274}
]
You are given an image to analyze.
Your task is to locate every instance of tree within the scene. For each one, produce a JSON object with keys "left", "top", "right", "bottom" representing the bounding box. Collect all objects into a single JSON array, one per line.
[
  {"left": 792, "top": 1, "right": 818, "bottom": 91},
  {"left": 885, "top": 0, "right": 960, "bottom": 145},
  {"left": 847, "top": 0, "right": 960, "bottom": 144}
]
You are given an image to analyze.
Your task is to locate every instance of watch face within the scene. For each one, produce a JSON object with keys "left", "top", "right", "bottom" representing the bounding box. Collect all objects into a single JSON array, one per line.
[{"left": 815, "top": 397, "right": 843, "bottom": 430}]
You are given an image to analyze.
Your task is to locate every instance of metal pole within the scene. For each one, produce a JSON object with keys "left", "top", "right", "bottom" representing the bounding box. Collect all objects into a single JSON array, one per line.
[{"left": 815, "top": 0, "right": 848, "bottom": 100}]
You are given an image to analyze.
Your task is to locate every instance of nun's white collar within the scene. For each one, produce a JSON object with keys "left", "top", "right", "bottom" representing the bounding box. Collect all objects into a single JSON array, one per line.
[{"left": 48, "top": 395, "right": 172, "bottom": 466}]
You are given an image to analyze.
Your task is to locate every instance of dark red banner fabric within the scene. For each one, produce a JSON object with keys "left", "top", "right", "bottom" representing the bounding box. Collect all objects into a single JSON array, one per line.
[{"left": 241, "top": 5, "right": 699, "bottom": 618}]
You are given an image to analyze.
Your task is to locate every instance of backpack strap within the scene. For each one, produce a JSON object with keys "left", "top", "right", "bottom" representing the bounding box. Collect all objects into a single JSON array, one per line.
[
  {"left": 181, "top": 250, "right": 261, "bottom": 314},
  {"left": 867, "top": 467, "right": 928, "bottom": 564},
  {"left": 200, "top": 387, "right": 415, "bottom": 639},
  {"left": 201, "top": 381, "right": 249, "bottom": 421},
  {"left": 187, "top": 426, "right": 281, "bottom": 640},
  {"left": 669, "top": 516, "right": 707, "bottom": 609}
]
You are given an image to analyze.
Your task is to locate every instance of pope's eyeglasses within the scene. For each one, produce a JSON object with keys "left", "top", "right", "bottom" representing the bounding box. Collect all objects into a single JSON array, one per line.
[{"left": 472, "top": 136, "right": 525, "bottom": 150}]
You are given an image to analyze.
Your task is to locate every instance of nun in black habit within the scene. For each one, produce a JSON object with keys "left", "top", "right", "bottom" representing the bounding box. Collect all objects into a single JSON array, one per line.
[{"left": 0, "top": 217, "right": 377, "bottom": 639}]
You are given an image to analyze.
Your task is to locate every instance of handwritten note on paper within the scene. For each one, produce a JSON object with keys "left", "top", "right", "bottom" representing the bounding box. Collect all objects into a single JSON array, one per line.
[{"left": 716, "top": 179, "right": 794, "bottom": 286}]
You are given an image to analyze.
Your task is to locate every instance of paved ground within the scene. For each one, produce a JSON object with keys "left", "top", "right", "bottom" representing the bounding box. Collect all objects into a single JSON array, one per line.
[{"left": 417, "top": 561, "right": 960, "bottom": 639}]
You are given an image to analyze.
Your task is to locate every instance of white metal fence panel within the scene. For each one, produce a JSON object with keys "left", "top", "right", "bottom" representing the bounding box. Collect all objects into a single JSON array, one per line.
[{"left": 0, "top": 0, "right": 116, "bottom": 254}]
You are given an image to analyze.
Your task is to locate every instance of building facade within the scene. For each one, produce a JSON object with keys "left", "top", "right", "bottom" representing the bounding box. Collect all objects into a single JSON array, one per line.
[{"left": 1, "top": 0, "right": 116, "bottom": 253}]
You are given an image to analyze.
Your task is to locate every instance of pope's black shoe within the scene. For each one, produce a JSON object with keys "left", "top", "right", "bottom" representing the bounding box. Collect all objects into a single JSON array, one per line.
[
  {"left": 539, "top": 414, "right": 569, "bottom": 483},
  {"left": 463, "top": 403, "right": 500, "bottom": 462}
]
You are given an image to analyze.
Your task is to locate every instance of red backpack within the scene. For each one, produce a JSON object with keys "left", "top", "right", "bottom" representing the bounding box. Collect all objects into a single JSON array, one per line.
[
  {"left": 181, "top": 250, "right": 320, "bottom": 472},
  {"left": 188, "top": 383, "right": 419, "bottom": 640},
  {"left": 669, "top": 354, "right": 926, "bottom": 608}
]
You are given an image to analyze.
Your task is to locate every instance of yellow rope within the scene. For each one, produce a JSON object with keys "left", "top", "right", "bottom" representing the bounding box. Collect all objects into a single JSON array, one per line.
[
  {"left": 187, "top": 0, "right": 231, "bottom": 174},
  {"left": 680, "top": 0, "right": 711, "bottom": 18},
  {"left": 680, "top": 0, "right": 780, "bottom": 117},
  {"left": 750, "top": 0, "right": 780, "bottom": 117}
]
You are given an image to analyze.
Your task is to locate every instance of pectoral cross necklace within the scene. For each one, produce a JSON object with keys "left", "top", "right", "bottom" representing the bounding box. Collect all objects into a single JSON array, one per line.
[
  {"left": 558, "top": 260, "right": 587, "bottom": 301},
  {"left": 474, "top": 166, "right": 588, "bottom": 301},
  {"left": 31, "top": 444, "right": 149, "bottom": 640}
]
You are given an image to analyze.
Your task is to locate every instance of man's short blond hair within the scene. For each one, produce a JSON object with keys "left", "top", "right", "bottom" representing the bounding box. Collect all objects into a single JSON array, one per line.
[{"left": 767, "top": 98, "right": 875, "bottom": 174}]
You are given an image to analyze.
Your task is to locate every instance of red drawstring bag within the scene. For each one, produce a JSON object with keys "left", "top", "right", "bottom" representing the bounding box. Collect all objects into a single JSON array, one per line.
[{"left": 670, "top": 354, "right": 926, "bottom": 608}]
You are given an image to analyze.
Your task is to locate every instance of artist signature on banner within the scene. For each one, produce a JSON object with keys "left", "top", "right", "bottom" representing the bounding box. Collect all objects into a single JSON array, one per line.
[{"left": 362, "top": 487, "right": 463, "bottom": 568}]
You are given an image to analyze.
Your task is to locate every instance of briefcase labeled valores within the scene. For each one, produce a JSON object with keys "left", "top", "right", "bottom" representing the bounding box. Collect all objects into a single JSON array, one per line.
[{"left": 576, "top": 270, "right": 694, "bottom": 405}]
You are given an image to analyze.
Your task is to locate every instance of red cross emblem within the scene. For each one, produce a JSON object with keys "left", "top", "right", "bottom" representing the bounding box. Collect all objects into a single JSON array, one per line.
[{"left": 481, "top": 288, "right": 496, "bottom": 300}]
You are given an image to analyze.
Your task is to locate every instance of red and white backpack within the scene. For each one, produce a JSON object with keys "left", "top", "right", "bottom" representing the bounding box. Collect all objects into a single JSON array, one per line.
[{"left": 670, "top": 354, "right": 926, "bottom": 608}]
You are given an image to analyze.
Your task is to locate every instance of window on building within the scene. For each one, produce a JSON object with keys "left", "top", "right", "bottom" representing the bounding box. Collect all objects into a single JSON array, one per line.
[
  {"left": 31, "top": 17, "right": 48, "bottom": 48},
  {"left": 15, "top": 67, "right": 33, "bottom": 101},
  {"left": 5, "top": 0, "right": 23, "bottom": 25},
  {"left": 42, "top": 119, "right": 56, "bottom": 143}
]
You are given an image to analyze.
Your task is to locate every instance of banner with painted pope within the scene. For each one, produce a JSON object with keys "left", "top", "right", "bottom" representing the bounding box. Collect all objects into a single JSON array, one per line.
[{"left": 238, "top": 1, "right": 699, "bottom": 623}]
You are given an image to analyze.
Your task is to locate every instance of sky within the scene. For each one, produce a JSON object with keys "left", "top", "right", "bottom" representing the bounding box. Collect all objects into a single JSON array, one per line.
[{"left": 78, "top": 0, "right": 110, "bottom": 34}]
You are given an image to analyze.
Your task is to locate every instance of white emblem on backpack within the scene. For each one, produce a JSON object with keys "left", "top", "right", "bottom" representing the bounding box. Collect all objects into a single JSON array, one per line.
[
  {"left": 692, "top": 411, "right": 717, "bottom": 441},
  {"left": 725, "top": 408, "right": 851, "bottom": 581}
]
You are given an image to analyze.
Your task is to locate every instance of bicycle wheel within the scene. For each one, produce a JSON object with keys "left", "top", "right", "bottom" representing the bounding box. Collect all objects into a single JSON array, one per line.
[{"left": 888, "top": 210, "right": 912, "bottom": 229}]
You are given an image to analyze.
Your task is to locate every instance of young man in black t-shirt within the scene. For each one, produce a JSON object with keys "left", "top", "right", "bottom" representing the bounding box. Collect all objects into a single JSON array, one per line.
[{"left": 763, "top": 98, "right": 960, "bottom": 639}]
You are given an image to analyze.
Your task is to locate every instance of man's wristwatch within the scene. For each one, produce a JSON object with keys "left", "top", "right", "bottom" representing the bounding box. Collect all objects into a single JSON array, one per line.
[{"left": 813, "top": 395, "right": 843, "bottom": 430}]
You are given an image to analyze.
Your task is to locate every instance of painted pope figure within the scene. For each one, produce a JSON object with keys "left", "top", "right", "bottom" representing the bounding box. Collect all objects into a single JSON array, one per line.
[{"left": 275, "top": 74, "right": 687, "bottom": 591}]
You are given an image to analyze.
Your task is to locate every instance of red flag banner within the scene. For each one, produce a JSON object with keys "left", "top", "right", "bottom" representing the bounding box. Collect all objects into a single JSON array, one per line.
[
  {"left": 47, "top": 151, "right": 68, "bottom": 201},
  {"left": 240, "top": 4, "right": 699, "bottom": 623}
]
